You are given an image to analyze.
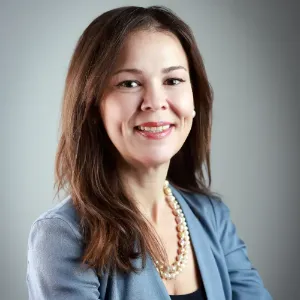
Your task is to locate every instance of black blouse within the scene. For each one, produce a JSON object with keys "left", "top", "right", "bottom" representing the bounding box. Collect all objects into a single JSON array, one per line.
[{"left": 169, "top": 286, "right": 206, "bottom": 300}]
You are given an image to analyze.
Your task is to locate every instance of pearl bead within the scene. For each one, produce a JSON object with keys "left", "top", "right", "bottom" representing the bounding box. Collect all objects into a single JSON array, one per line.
[
  {"left": 177, "top": 248, "right": 185, "bottom": 255},
  {"left": 166, "top": 195, "right": 175, "bottom": 202},
  {"left": 177, "top": 231, "right": 185, "bottom": 238},
  {"left": 173, "top": 210, "right": 179, "bottom": 216},
  {"left": 164, "top": 187, "right": 172, "bottom": 195},
  {"left": 176, "top": 224, "right": 185, "bottom": 232},
  {"left": 178, "top": 240, "right": 186, "bottom": 247},
  {"left": 176, "top": 255, "right": 183, "bottom": 261},
  {"left": 175, "top": 216, "right": 183, "bottom": 224}
]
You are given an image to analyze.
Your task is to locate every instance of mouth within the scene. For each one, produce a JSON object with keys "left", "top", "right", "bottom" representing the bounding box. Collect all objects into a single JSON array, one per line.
[
  {"left": 135, "top": 122, "right": 174, "bottom": 133},
  {"left": 134, "top": 122, "right": 175, "bottom": 140}
]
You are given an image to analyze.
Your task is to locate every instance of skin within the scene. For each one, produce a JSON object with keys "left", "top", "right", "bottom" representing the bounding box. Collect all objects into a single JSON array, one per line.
[{"left": 100, "top": 29, "right": 195, "bottom": 223}]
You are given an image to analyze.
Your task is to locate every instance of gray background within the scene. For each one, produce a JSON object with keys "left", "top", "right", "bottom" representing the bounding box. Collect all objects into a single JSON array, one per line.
[{"left": 1, "top": 0, "right": 299, "bottom": 299}]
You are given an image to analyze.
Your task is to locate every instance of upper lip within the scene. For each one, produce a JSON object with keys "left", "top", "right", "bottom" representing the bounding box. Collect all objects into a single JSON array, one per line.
[{"left": 136, "top": 121, "right": 173, "bottom": 127}]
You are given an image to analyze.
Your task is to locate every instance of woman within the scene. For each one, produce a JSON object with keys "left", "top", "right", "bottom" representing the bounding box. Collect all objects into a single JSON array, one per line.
[{"left": 26, "top": 6, "right": 272, "bottom": 300}]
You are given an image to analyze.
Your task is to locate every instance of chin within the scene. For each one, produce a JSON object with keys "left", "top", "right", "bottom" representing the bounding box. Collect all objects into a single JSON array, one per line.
[{"left": 134, "top": 151, "right": 174, "bottom": 169}]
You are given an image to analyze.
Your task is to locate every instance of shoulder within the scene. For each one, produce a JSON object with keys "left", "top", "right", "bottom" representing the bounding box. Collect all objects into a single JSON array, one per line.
[
  {"left": 27, "top": 197, "right": 102, "bottom": 299},
  {"left": 28, "top": 195, "right": 82, "bottom": 251},
  {"left": 32, "top": 195, "right": 80, "bottom": 231},
  {"left": 175, "top": 187, "right": 229, "bottom": 213},
  {"left": 174, "top": 187, "right": 230, "bottom": 230}
]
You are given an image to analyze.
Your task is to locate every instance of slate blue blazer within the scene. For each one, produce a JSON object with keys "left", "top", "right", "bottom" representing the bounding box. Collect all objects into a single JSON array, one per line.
[{"left": 26, "top": 185, "right": 273, "bottom": 299}]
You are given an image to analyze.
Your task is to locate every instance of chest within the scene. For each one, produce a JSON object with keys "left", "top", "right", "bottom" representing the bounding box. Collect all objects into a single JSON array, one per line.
[
  {"left": 98, "top": 204, "right": 227, "bottom": 300},
  {"left": 153, "top": 212, "right": 204, "bottom": 296}
]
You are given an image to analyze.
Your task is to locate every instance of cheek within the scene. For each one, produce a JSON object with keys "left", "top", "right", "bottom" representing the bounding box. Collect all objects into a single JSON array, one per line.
[
  {"left": 170, "top": 88, "right": 194, "bottom": 118},
  {"left": 100, "top": 94, "right": 138, "bottom": 133}
]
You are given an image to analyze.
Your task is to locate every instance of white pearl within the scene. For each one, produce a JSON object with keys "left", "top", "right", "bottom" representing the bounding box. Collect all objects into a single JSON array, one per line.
[
  {"left": 176, "top": 255, "right": 183, "bottom": 261},
  {"left": 164, "top": 188, "right": 172, "bottom": 195},
  {"left": 166, "top": 195, "right": 175, "bottom": 202}
]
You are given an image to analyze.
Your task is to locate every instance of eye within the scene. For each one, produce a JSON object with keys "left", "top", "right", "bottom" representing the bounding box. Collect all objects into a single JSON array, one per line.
[
  {"left": 116, "top": 80, "right": 140, "bottom": 88},
  {"left": 165, "top": 78, "right": 186, "bottom": 85}
]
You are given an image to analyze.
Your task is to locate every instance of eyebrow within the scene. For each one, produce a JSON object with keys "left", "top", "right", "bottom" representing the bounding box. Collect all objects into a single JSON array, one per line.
[{"left": 113, "top": 65, "right": 187, "bottom": 76}]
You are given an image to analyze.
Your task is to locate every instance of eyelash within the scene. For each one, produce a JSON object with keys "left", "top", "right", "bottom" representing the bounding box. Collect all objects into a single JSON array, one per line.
[{"left": 116, "top": 78, "right": 186, "bottom": 88}]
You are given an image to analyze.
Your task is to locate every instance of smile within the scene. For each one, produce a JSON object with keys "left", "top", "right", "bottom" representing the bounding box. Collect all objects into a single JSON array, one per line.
[
  {"left": 137, "top": 125, "right": 171, "bottom": 132},
  {"left": 135, "top": 123, "right": 174, "bottom": 140}
]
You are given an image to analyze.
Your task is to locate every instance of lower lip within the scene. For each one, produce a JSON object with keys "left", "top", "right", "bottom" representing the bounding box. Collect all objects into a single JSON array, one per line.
[{"left": 135, "top": 126, "right": 173, "bottom": 140}]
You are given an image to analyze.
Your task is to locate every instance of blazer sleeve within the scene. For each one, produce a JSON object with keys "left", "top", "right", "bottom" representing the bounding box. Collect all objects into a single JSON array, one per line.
[
  {"left": 212, "top": 198, "right": 273, "bottom": 300},
  {"left": 26, "top": 217, "right": 101, "bottom": 300}
]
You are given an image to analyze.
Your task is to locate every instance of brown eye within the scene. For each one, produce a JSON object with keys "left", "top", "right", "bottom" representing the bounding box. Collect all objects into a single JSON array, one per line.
[
  {"left": 117, "top": 80, "right": 140, "bottom": 88},
  {"left": 165, "top": 78, "right": 185, "bottom": 85}
]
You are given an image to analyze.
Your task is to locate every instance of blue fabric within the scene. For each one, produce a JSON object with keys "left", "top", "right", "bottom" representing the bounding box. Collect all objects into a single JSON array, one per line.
[{"left": 26, "top": 185, "right": 273, "bottom": 299}]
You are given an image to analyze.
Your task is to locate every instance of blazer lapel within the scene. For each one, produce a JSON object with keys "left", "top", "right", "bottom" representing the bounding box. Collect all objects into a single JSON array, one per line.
[
  {"left": 108, "top": 186, "right": 226, "bottom": 300},
  {"left": 171, "top": 186, "right": 226, "bottom": 300},
  {"left": 110, "top": 252, "right": 171, "bottom": 300}
]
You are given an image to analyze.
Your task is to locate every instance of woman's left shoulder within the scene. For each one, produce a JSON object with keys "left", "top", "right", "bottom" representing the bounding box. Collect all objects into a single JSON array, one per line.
[{"left": 174, "top": 188, "right": 230, "bottom": 227}]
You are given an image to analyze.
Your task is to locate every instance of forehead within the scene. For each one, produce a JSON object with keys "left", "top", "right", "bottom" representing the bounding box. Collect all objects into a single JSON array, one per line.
[{"left": 114, "top": 30, "right": 189, "bottom": 70}]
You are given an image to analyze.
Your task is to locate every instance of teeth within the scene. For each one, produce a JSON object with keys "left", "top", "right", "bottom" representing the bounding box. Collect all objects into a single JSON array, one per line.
[{"left": 138, "top": 125, "right": 171, "bottom": 132}]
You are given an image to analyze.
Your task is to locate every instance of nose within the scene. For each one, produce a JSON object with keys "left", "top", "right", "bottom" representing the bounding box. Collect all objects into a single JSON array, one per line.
[{"left": 140, "top": 84, "right": 169, "bottom": 112}]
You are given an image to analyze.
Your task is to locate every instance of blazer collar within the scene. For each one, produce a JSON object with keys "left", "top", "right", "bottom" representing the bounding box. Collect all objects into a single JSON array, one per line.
[
  {"left": 109, "top": 186, "right": 226, "bottom": 300},
  {"left": 171, "top": 186, "right": 226, "bottom": 300}
]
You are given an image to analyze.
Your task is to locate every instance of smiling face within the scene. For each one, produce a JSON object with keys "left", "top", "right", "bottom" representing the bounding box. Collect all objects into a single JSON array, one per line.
[{"left": 100, "top": 30, "right": 195, "bottom": 169}]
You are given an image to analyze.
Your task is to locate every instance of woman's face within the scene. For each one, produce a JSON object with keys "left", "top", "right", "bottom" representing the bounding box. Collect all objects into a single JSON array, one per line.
[{"left": 100, "top": 30, "right": 194, "bottom": 168}]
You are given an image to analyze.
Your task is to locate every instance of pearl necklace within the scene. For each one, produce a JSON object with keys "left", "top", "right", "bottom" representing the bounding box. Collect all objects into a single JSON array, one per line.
[{"left": 154, "top": 180, "right": 190, "bottom": 280}]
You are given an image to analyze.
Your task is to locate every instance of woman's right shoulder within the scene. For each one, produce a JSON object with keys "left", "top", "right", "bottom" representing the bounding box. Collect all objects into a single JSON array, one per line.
[
  {"left": 28, "top": 195, "right": 83, "bottom": 250},
  {"left": 27, "top": 197, "right": 102, "bottom": 299}
]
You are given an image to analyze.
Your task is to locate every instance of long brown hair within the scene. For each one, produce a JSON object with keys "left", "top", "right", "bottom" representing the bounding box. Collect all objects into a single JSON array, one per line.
[{"left": 54, "top": 5, "right": 214, "bottom": 275}]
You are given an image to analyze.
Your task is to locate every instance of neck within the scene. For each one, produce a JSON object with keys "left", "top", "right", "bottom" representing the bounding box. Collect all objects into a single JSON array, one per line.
[{"left": 119, "top": 161, "right": 170, "bottom": 224}]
